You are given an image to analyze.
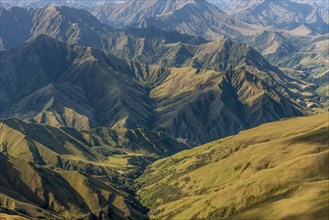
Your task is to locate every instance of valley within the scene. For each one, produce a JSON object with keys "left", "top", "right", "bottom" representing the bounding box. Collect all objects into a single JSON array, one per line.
[
  {"left": 0, "top": 118, "right": 188, "bottom": 219},
  {"left": 0, "top": 0, "right": 328, "bottom": 219}
]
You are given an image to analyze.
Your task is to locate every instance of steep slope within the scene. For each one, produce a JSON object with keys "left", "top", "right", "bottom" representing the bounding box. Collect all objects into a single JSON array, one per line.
[
  {"left": 120, "top": 25, "right": 208, "bottom": 45},
  {"left": 0, "top": 35, "right": 314, "bottom": 144},
  {"left": 0, "top": 34, "right": 155, "bottom": 130},
  {"left": 210, "top": 0, "right": 329, "bottom": 13},
  {"left": 0, "top": 153, "right": 147, "bottom": 220},
  {"left": 208, "top": 0, "right": 263, "bottom": 12},
  {"left": 249, "top": 31, "right": 300, "bottom": 57},
  {"left": 0, "top": 118, "right": 188, "bottom": 219},
  {"left": 137, "top": 114, "right": 329, "bottom": 219},
  {"left": 207, "top": 0, "right": 328, "bottom": 83},
  {"left": 148, "top": 43, "right": 312, "bottom": 143},
  {"left": 0, "top": 5, "right": 114, "bottom": 50},
  {"left": 247, "top": 32, "right": 329, "bottom": 110},
  {"left": 0, "top": 0, "right": 105, "bottom": 9},
  {"left": 1, "top": 4, "right": 325, "bottom": 99},
  {"left": 245, "top": 30, "right": 320, "bottom": 67},
  {"left": 230, "top": 0, "right": 329, "bottom": 35},
  {"left": 91, "top": 0, "right": 262, "bottom": 39},
  {"left": 0, "top": 6, "right": 209, "bottom": 51}
]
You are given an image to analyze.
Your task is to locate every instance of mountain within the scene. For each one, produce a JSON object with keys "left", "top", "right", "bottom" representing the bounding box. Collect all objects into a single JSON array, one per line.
[
  {"left": 209, "top": 0, "right": 329, "bottom": 12},
  {"left": 208, "top": 0, "right": 262, "bottom": 12},
  {"left": 91, "top": 0, "right": 262, "bottom": 40},
  {"left": 248, "top": 31, "right": 300, "bottom": 57},
  {"left": 137, "top": 113, "right": 329, "bottom": 219},
  {"left": 0, "top": 118, "right": 188, "bottom": 219},
  {"left": 0, "top": 34, "right": 156, "bottom": 130},
  {"left": 0, "top": 35, "right": 315, "bottom": 144},
  {"left": 0, "top": 5, "right": 208, "bottom": 52},
  {"left": 119, "top": 25, "right": 208, "bottom": 45},
  {"left": 3, "top": 0, "right": 328, "bottom": 10},
  {"left": 0, "top": 5, "right": 114, "bottom": 50},
  {"left": 293, "top": 0, "right": 329, "bottom": 8},
  {"left": 0, "top": 2, "right": 328, "bottom": 219},
  {"left": 251, "top": 33, "right": 326, "bottom": 68},
  {"left": 0, "top": 0, "right": 113, "bottom": 9},
  {"left": 1, "top": 4, "right": 326, "bottom": 89},
  {"left": 229, "top": 0, "right": 329, "bottom": 35},
  {"left": 245, "top": 31, "right": 329, "bottom": 109}
]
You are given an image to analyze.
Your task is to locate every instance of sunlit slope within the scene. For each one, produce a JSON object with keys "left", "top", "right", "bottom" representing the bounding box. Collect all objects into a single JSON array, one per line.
[
  {"left": 0, "top": 152, "right": 147, "bottom": 219},
  {"left": 0, "top": 118, "right": 188, "bottom": 219},
  {"left": 0, "top": 35, "right": 314, "bottom": 144},
  {"left": 137, "top": 114, "right": 329, "bottom": 219},
  {"left": 150, "top": 64, "right": 310, "bottom": 143}
]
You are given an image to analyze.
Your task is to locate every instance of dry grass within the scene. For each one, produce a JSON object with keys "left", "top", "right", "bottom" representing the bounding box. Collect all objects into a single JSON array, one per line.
[{"left": 137, "top": 114, "right": 329, "bottom": 219}]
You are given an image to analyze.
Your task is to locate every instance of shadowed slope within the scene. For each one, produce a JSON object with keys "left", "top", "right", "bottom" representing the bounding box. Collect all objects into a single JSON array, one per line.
[
  {"left": 0, "top": 35, "right": 314, "bottom": 144},
  {"left": 0, "top": 34, "right": 154, "bottom": 130}
]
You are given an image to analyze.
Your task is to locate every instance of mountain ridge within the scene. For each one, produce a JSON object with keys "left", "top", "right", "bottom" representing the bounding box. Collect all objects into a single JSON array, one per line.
[
  {"left": 0, "top": 117, "right": 189, "bottom": 219},
  {"left": 0, "top": 34, "right": 314, "bottom": 144}
]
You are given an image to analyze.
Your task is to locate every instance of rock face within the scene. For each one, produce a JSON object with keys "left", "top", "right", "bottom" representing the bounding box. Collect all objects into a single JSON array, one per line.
[
  {"left": 137, "top": 113, "right": 329, "bottom": 220},
  {"left": 0, "top": 35, "right": 310, "bottom": 144}
]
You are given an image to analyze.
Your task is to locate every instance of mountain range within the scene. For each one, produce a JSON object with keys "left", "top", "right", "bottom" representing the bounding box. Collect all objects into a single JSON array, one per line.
[
  {"left": 3, "top": 0, "right": 328, "bottom": 10},
  {"left": 3, "top": 1, "right": 325, "bottom": 108},
  {"left": 91, "top": 0, "right": 262, "bottom": 40},
  {"left": 0, "top": 0, "right": 328, "bottom": 219},
  {"left": 211, "top": 0, "right": 328, "bottom": 13},
  {"left": 230, "top": 0, "right": 329, "bottom": 35},
  {"left": 0, "top": 33, "right": 316, "bottom": 144},
  {"left": 0, "top": 118, "right": 188, "bottom": 219}
]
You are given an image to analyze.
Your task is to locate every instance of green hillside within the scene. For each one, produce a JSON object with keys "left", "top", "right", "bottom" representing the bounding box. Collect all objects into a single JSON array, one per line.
[
  {"left": 0, "top": 118, "right": 188, "bottom": 219},
  {"left": 137, "top": 114, "right": 329, "bottom": 219}
]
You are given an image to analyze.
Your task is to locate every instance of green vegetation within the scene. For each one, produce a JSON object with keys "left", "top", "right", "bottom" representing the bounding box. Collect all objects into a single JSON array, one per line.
[
  {"left": 137, "top": 114, "right": 329, "bottom": 219},
  {"left": 0, "top": 118, "right": 188, "bottom": 219},
  {"left": 0, "top": 4, "right": 328, "bottom": 220}
]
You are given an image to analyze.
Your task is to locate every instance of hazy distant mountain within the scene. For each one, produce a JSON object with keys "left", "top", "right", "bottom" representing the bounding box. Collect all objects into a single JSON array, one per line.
[
  {"left": 208, "top": 0, "right": 262, "bottom": 12},
  {"left": 91, "top": 0, "right": 261, "bottom": 39},
  {"left": 294, "top": 0, "right": 328, "bottom": 8},
  {"left": 210, "top": 0, "right": 328, "bottom": 12},
  {"left": 245, "top": 30, "right": 328, "bottom": 106},
  {"left": 0, "top": 5, "right": 207, "bottom": 51},
  {"left": 0, "top": 0, "right": 117, "bottom": 9},
  {"left": 227, "top": 0, "right": 329, "bottom": 35},
  {"left": 209, "top": 0, "right": 329, "bottom": 95},
  {"left": 3, "top": 0, "right": 327, "bottom": 10},
  {"left": 0, "top": 5, "right": 114, "bottom": 50}
]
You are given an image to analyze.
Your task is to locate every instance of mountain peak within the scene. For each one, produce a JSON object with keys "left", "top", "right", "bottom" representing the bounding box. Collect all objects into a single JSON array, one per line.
[
  {"left": 31, "top": 33, "right": 55, "bottom": 42},
  {"left": 91, "top": 0, "right": 231, "bottom": 35},
  {"left": 25, "top": 34, "right": 64, "bottom": 50}
]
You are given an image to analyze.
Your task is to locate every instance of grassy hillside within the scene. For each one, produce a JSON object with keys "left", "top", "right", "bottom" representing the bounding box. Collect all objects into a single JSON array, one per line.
[
  {"left": 137, "top": 114, "right": 329, "bottom": 219},
  {"left": 0, "top": 118, "right": 188, "bottom": 219}
]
